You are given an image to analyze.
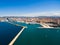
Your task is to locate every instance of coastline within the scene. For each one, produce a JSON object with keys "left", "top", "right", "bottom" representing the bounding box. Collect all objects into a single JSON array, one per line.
[
  {"left": 22, "top": 21, "right": 54, "bottom": 28},
  {"left": 40, "top": 23, "right": 54, "bottom": 28},
  {"left": 17, "top": 21, "right": 54, "bottom": 28}
]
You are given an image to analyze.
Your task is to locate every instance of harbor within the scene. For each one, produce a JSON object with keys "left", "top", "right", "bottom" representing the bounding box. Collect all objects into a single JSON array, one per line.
[
  {"left": 13, "top": 21, "right": 60, "bottom": 45},
  {"left": 0, "top": 18, "right": 60, "bottom": 45},
  {"left": 0, "top": 0, "right": 60, "bottom": 45}
]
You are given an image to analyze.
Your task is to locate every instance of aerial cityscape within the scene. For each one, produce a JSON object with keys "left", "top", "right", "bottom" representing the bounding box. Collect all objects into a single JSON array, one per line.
[{"left": 0, "top": 0, "right": 60, "bottom": 45}]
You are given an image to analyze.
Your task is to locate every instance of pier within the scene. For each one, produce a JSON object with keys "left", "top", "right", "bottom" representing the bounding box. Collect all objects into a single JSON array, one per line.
[
  {"left": 40, "top": 23, "right": 54, "bottom": 28},
  {"left": 9, "top": 27, "right": 25, "bottom": 45}
]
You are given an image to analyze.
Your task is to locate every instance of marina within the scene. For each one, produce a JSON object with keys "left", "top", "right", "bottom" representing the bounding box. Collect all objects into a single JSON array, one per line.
[
  {"left": 0, "top": 21, "right": 60, "bottom": 45},
  {"left": 13, "top": 22, "right": 60, "bottom": 45},
  {"left": 0, "top": 0, "right": 60, "bottom": 45}
]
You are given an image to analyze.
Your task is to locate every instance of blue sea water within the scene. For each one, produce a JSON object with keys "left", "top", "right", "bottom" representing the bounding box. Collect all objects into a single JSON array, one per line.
[
  {"left": 0, "top": 21, "right": 60, "bottom": 45},
  {"left": 0, "top": 22, "right": 22, "bottom": 45},
  {"left": 14, "top": 22, "right": 60, "bottom": 45}
]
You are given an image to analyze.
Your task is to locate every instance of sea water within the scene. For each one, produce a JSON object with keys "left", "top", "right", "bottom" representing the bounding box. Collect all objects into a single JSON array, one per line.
[
  {"left": 14, "top": 22, "right": 60, "bottom": 45},
  {"left": 0, "top": 22, "right": 22, "bottom": 45}
]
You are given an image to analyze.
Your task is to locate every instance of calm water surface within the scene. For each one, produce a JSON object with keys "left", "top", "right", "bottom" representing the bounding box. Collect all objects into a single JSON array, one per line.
[
  {"left": 14, "top": 22, "right": 60, "bottom": 45},
  {"left": 0, "top": 22, "right": 22, "bottom": 45}
]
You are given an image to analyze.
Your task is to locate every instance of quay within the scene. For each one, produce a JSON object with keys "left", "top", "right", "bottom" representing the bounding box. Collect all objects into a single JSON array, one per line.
[{"left": 40, "top": 23, "right": 54, "bottom": 28}]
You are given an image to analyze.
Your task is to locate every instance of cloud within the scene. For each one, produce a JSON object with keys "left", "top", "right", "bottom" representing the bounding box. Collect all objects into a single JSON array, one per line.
[
  {"left": 1, "top": 11, "right": 60, "bottom": 17},
  {"left": 19, "top": 11, "right": 60, "bottom": 17}
]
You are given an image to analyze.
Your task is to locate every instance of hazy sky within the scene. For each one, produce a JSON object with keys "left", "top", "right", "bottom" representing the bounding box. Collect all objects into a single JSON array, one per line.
[{"left": 0, "top": 0, "right": 60, "bottom": 16}]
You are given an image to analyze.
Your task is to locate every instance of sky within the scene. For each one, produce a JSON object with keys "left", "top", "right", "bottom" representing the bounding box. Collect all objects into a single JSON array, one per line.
[{"left": 0, "top": 0, "right": 60, "bottom": 16}]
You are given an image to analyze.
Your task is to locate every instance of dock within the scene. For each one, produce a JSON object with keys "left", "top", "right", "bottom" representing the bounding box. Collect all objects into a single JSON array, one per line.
[{"left": 40, "top": 23, "right": 54, "bottom": 28}]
